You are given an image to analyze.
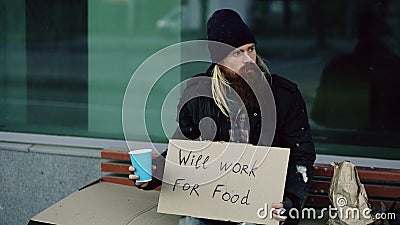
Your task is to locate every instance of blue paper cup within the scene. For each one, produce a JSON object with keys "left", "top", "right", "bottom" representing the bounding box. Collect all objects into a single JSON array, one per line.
[{"left": 129, "top": 149, "right": 152, "bottom": 182}]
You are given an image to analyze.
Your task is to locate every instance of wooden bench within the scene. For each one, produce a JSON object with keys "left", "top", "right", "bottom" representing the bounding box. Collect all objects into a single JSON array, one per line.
[{"left": 101, "top": 149, "right": 400, "bottom": 209}]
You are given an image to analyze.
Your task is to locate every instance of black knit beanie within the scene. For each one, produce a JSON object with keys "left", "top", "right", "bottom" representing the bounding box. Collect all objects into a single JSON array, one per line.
[{"left": 207, "top": 9, "right": 257, "bottom": 62}]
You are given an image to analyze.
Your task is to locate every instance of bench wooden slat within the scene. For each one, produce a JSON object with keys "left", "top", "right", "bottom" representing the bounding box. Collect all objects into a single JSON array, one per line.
[
  {"left": 101, "top": 161, "right": 400, "bottom": 202},
  {"left": 305, "top": 194, "right": 331, "bottom": 208},
  {"left": 101, "top": 150, "right": 159, "bottom": 161},
  {"left": 102, "top": 176, "right": 134, "bottom": 187},
  {"left": 369, "top": 200, "right": 400, "bottom": 209},
  {"left": 100, "top": 149, "right": 400, "bottom": 209},
  {"left": 306, "top": 194, "right": 400, "bottom": 209},
  {"left": 101, "top": 176, "right": 162, "bottom": 191},
  {"left": 310, "top": 181, "right": 400, "bottom": 199},
  {"left": 101, "top": 162, "right": 131, "bottom": 175},
  {"left": 314, "top": 163, "right": 400, "bottom": 183},
  {"left": 101, "top": 150, "right": 130, "bottom": 161}
]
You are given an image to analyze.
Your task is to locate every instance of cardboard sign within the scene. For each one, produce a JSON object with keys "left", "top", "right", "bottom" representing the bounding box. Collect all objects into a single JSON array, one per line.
[
  {"left": 157, "top": 139, "right": 290, "bottom": 224},
  {"left": 28, "top": 181, "right": 180, "bottom": 225}
]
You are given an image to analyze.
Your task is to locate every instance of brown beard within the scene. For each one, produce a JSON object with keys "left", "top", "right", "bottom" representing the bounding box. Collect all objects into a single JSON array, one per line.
[{"left": 220, "top": 64, "right": 260, "bottom": 112}]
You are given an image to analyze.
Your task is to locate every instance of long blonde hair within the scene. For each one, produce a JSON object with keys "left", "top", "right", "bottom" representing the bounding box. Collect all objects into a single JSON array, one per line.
[{"left": 211, "top": 55, "right": 270, "bottom": 117}]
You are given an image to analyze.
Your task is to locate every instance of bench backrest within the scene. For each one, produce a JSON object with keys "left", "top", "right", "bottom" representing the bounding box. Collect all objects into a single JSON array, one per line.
[{"left": 101, "top": 149, "right": 400, "bottom": 209}]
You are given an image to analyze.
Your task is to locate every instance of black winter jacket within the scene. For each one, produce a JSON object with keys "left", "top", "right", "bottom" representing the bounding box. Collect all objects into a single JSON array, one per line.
[{"left": 148, "top": 66, "right": 316, "bottom": 220}]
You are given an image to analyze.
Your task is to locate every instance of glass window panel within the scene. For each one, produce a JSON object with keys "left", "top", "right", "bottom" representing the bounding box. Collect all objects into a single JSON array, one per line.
[
  {"left": 179, "top": 0, "right": 400, "bottom": 159},
  {"left": 1, "top": 0, "right": 181, "bottom": 141},
  {"left": 1, "top": 0, "right": 399, "bottom": 160},
  {"left": 26, "top": 0, "right": 88, "bottom": 129},
  {"left": 88, "top": 0, "right": 181, "bottom": 140}
]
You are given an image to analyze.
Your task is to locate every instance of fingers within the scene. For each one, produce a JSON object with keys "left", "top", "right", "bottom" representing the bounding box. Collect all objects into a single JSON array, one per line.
[
  {"left": 128, "top": 166, "right": 138, "bottom": 181},
  {"left": 271, "top": 203, "right": 284, "bottom": 208},
  {"left": 129, "top": 165, "right": 156, "bottom": 172},
  {"left": 135, "top": 181, "right": 149, "bottom": 188},
  {"left": 272, "top": 208, "right": 287, "bottom": 221},
  {"left": 128, "top": 174, "right": 150, "bottom": 189},
  {"left": 128, "top": 166, "right": 151, "bottom": 189},
  {"left": 272, "top": 213, "right": 287, "bottom": 222},
  {"left": 271, "top": 203, "right": 286, "bottom": 222},
  {"left": 128, "top": 174, "right": 139, "bottom": 180}
]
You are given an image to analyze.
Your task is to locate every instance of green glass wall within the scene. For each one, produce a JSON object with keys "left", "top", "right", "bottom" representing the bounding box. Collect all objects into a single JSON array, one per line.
[
  {"left": 88, "top": 0, "right": 181, "bottom": 140},
  {"left": 1, "top": 0, "right": 400, "bottom": 160},
  {"left": 1, "top": 0, "right": 181, "bottom": 141}
]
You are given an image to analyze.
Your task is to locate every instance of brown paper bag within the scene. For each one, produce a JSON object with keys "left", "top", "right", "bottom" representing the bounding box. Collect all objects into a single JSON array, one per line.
[{"left": 328, "top": 161, "right": 375, "bottom": 225}]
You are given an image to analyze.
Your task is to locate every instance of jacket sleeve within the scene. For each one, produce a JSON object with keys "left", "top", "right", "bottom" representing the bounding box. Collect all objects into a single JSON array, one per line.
[
  {"left": 172, "top": 98, "right": 201, "bottom": 140},
  {"left": 281, "top": 89, "right": 316, "bottom": 209}
]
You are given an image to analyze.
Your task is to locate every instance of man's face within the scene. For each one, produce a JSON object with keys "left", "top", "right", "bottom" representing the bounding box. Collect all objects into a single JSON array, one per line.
[{"left": 220, "top": 43, "right": 257, "bottom": 79}]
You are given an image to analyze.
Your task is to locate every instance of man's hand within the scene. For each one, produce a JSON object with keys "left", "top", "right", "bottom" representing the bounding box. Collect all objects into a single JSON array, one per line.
[
  {"left": 128, "top": 165, "right": 156, "bottom": 189},
  {"left": 271, "top": 202, "right": 287, "bottom": 222}
]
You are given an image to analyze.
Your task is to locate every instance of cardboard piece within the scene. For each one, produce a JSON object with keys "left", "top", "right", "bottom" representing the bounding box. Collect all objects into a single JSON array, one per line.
[
  {"left": 27, "top": 181, "right": 179, "bottom": 225},
  {"left": 157, "top": 139, "right": 290, "bottom": 224}
]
